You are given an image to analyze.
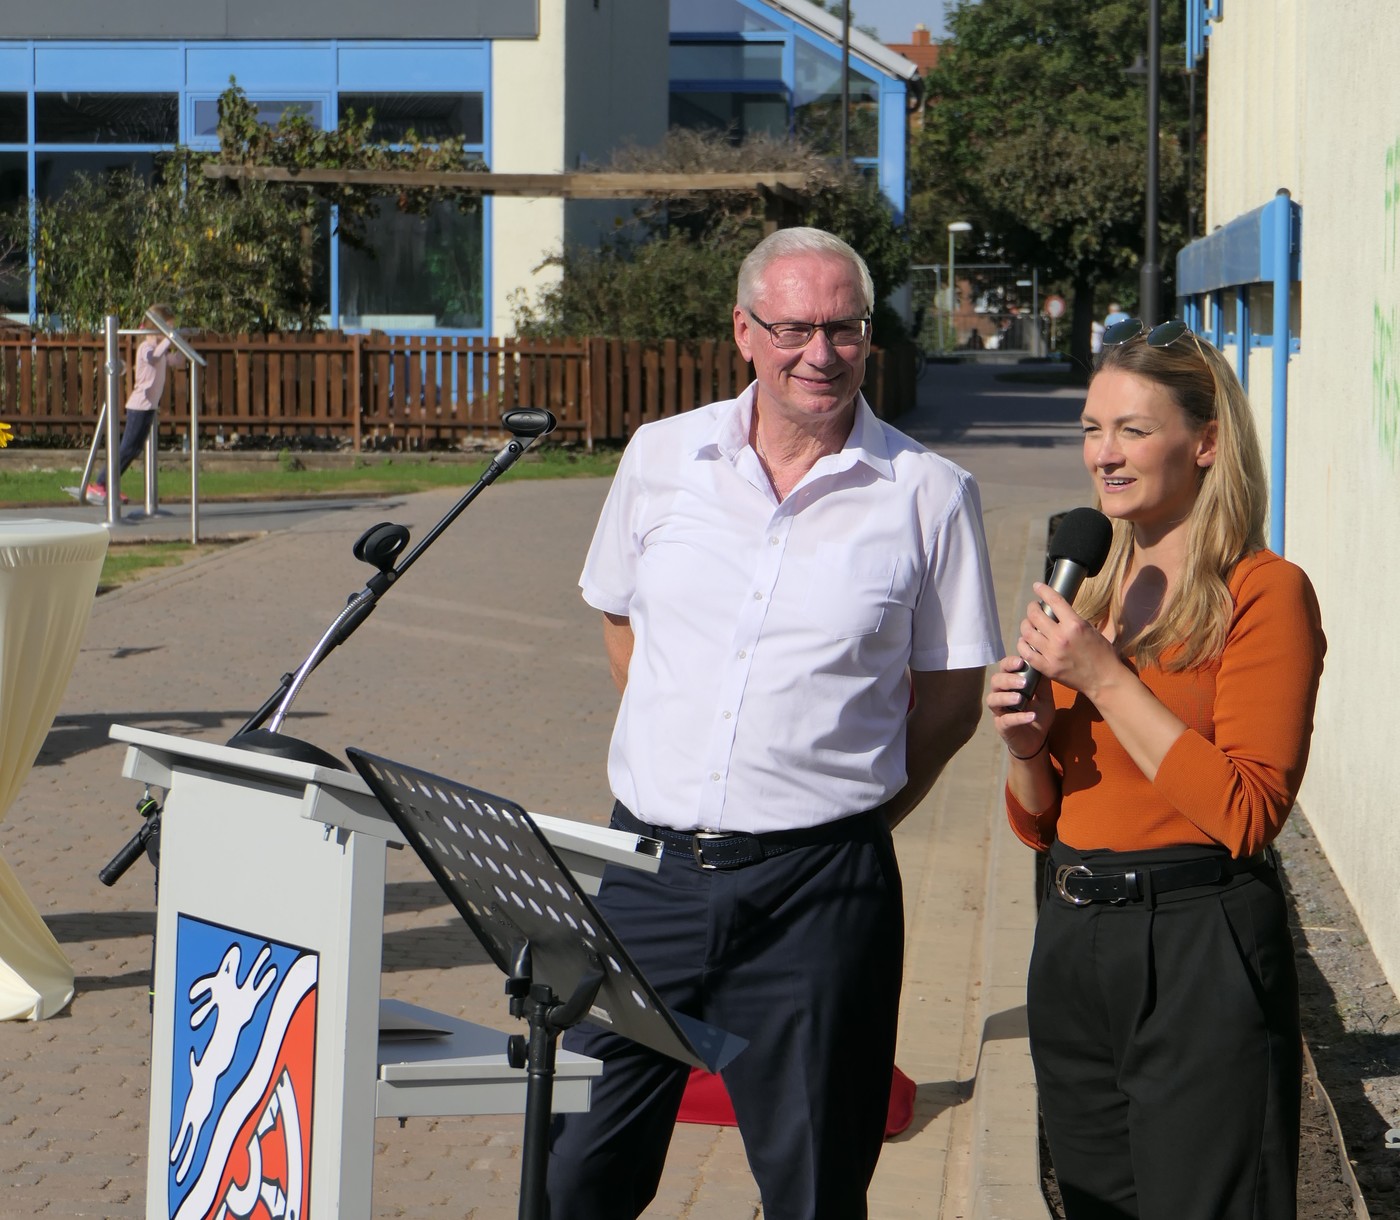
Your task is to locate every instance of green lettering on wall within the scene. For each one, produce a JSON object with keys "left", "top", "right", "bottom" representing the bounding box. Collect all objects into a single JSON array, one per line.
[{"left": 1375, "top": 138, "right": 1400, "bottom": 462}]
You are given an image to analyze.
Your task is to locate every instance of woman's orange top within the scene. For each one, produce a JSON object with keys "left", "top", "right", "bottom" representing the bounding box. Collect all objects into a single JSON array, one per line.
[{"left": 1006, "top": 549, "right": 1326, "bottom": 857}]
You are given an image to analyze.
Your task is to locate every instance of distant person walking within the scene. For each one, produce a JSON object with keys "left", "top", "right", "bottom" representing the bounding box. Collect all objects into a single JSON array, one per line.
[{"left": 88, "top": 304, "right": 184, "bottom": 505}]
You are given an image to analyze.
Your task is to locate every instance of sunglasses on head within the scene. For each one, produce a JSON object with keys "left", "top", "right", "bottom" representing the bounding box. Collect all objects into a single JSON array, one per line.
[{"left": 1102, "top": 317, "right": 1195, "bottom": 349}]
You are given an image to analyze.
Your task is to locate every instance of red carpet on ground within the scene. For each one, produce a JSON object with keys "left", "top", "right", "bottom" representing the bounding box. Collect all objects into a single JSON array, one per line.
[{"left": 677, "top": 1066, "right": 917, "bottom": 1138}]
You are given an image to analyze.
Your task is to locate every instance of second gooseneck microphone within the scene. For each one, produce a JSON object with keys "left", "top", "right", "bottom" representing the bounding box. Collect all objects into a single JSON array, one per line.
[{"left": 1019, "top": 507, "right": 1114, "bottom": 703}]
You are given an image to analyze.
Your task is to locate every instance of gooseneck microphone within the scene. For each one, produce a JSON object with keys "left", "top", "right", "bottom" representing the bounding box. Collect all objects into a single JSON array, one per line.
[{"left": 1019, "top": 507, "right": 1114, "bottom": 704}]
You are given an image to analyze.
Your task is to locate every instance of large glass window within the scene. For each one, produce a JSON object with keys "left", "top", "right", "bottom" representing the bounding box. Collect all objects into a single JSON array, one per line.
[
  {"left": 0, "top": 152, "right": 27, "bottom": 314},
  {"left": 35, "top": 93, "right": 177, "bottom": 144},
  {"left": 670, "top": 41, "right": 784, "bottom": 82},
  {"left": 0, "top": 95, "right": 26, "bottom": 144},
  {"left": 793, "top": 42, "right": 877, "bottom": 157},
  {"left": 339, "top": 199, "right": 483, "bottom": 330},
  {"left": 670, "top": 91, "right": 788, "bottom": 141},
  {"left": 34, "top": 152, "right": 160, "bottom": 201},
  {"left": 337, "top": 94, "right": 483, "bottom": 144},
  {"left": 192, "top": 98, "right": 323, "bottom": 139}
]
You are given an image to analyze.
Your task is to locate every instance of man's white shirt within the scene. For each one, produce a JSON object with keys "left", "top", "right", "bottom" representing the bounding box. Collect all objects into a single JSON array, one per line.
[{"left": 581, "top": 385, "right": 1002, "bottom": 834}]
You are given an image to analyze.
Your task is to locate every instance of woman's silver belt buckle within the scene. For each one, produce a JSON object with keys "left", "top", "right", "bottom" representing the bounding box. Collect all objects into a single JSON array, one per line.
[{"left": 1054, "top": 863, "right": 1094, "bottom": 905}]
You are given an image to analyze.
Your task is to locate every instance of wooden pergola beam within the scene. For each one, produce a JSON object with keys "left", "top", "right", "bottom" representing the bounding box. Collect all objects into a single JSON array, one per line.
[{"left": 201, "top": 164, "right": 813, "bottom": 199}]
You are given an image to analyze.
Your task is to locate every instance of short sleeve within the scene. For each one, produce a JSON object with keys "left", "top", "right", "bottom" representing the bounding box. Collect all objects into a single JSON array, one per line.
[
  {"left": 909, "top": 472, "right": 1003, "bottom": 671},
  {"left": 579, "top": 438, "right": 646, "bottom": 616}
]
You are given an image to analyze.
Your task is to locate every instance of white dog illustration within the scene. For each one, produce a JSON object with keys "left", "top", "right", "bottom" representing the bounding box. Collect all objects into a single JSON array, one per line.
[{"left": 171, "top": 943, "right": 277, "bottom": 1184}]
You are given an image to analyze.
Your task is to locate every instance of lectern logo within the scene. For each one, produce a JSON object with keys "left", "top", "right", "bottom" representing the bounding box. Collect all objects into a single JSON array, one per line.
[{"left": 168, "top": 916, "right": 318, "bottom": 1220}]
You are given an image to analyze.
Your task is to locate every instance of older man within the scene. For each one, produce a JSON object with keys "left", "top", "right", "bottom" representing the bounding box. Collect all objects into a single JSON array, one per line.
[{"left": 547, "top": 227, "right": 1001, "bottom": 1219}]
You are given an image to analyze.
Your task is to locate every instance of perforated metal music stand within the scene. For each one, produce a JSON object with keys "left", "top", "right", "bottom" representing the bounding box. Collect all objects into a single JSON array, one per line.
[{"left": 346, "top": 748, "right": 745, "bottom": 1220}]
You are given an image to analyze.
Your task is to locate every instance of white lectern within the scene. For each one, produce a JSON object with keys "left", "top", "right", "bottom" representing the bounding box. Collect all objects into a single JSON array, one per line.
[{"left": 110, "top": 725, "right": 660, "bottom": 1220}]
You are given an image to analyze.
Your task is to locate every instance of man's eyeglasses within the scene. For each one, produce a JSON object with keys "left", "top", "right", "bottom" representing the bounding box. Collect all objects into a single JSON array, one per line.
[
  {"left": 1102, "top": 317, "right": 1195, "bottom": 350},
  {"left": 747, "top": 310, "right": 871, "bottom": 350}
]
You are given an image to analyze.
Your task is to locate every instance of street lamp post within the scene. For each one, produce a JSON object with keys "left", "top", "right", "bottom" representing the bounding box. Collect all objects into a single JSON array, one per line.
[
  {"left": 947, "top": 221, "right": 972, "bottom": 352},
  {"left": 1140, "top": 0, "right": 1162, "bottom": 324},
  {"left": 840, "top": 1, "right": 851, "bottom": 165}
]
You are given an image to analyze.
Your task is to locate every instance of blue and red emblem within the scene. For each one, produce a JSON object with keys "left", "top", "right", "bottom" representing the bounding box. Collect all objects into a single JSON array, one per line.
[{"left": 167, "top": 916, "right": 318, "bottom": 1220}]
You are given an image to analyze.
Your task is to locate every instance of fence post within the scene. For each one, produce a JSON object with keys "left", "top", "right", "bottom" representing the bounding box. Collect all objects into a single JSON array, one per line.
[
  {"left": 102, "top": 315, "right": 121, "bottom": 525},
  {"left": 351, "top": 332, "right": 364, "bottom": 452}
]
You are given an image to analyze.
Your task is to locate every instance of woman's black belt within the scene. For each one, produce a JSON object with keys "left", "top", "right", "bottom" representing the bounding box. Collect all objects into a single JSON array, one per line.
[
  {"left": 612, "top": 802, "right": 874, "bottom": 871},
  {"left": 1053, "top": 849, "right": 1272, "bottom": 906}
]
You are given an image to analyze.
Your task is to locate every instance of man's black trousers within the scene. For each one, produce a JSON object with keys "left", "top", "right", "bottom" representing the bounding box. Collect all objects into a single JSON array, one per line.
[{"left": 545, "top": 804, "right": 904, "bottom": 1220}]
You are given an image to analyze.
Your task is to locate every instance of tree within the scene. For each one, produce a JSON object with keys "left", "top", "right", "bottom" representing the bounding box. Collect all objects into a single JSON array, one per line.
[
  {"left": 910, "top": 0, "right": 1202, "bottom": 370},
  {"left": 511, "top": 128, "right": 910, "bottom": 343}
]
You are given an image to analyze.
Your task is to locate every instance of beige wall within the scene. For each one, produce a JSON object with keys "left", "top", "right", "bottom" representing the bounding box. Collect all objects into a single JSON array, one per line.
[
  {"left": 490, "top": 0, "right": 668, "bottom": 334},
  {"left": 1205, "top": 0, "right": 1400, "bottom": 991}
]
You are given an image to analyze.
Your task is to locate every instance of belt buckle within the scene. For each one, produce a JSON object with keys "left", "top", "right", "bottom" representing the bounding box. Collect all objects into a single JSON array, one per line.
[
  {"left": 1054, "top": 864, "right": 1094, "bottom": 905},
  {"left": 691, "top": 829, "right": 728, "bottom": 871}
]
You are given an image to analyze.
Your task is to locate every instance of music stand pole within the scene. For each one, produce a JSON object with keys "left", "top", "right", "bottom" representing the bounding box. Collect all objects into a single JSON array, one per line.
[{"left": 507, "top": 950, "right": 604, "bottom": 1220}]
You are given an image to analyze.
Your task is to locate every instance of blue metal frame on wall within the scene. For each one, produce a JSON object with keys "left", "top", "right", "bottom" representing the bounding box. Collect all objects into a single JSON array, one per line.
[
  {"left": 1176, "top": 190, "right": 1302, "bottom": 553},
  {"left": 0, "top": 39, "right": 492, "bottom": 335},
  {"left": 1185, "top": 0, "right": 1223, "bottom": 69}
]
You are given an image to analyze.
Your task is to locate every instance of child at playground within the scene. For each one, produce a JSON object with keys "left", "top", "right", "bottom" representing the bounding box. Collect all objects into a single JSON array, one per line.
[{"left": 87, "top": 304, "right": 185, "bottom": 505}]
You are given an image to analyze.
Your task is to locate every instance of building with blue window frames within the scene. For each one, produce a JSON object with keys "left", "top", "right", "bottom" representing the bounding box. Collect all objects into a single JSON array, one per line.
[
  {"left": 0, "top": 0, "right": 915, "bottom": 337},
  {"left": 1176, "top": 0, "right": 1400, "bottom": 1004},
  {"left": 668, "top": 0, "right": 917, "bottom": 223}
]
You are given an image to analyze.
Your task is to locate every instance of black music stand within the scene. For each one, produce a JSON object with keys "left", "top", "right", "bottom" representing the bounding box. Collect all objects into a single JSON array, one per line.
[{"left": 346, "top": 748, "right": 745, "bottom": 1220}]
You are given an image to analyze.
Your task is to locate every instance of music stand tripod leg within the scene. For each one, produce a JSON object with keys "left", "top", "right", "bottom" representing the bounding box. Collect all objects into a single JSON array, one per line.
[{"left": 508, "top": 956, "right": 604, "bottom": 1220}]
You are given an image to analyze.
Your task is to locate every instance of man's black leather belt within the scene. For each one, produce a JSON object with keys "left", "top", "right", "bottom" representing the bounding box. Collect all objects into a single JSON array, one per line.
[
  {"left": 1053, "top": 850, "right": 1271, "bottom": 906},
  {"left": 613, "top": 803, "right": 870, "bottom": 871}
]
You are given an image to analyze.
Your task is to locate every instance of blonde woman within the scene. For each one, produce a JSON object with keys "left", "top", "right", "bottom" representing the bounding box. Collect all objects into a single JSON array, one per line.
[{"left": 987, "top": 319, "right": 1325, "bottom": 1219}]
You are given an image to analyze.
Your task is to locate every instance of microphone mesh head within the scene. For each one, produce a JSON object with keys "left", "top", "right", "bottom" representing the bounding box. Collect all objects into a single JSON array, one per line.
[{"left": 1047, "top": 507, "right": 1114, "bottom": 577}]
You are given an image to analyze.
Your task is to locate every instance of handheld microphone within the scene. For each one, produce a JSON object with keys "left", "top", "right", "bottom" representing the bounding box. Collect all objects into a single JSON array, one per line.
[{"left": 1019, "top": 507, "right": 1114, "bottom": 704}]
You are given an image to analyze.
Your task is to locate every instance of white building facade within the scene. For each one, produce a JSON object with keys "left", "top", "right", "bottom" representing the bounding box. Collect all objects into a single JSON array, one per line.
[{"left": 1177, "top": 0, "right": 1400, "bottom": 992}]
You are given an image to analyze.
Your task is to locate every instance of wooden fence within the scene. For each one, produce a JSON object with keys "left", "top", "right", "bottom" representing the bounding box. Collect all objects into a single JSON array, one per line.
[{"left": 0, "top": 329, "right": 917, "bottom": 450}]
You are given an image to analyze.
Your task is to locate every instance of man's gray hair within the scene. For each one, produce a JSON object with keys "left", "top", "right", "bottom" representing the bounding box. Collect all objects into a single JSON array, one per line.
[{"left": 736, "top": 227, "right": 875, "bottom": 315}]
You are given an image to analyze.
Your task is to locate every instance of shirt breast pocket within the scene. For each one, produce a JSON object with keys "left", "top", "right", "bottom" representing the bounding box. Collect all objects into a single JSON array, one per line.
[{"left": 797, "top": 545, "right": 900, "bottom": 639}]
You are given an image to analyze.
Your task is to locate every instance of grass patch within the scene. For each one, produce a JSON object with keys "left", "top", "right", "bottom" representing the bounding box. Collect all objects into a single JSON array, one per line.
[
  {"left": 0, "top": 446, "right": 623, "bottom": 507},
  {"left": 99, "top": 540, "right": 233, "bottom": 593}
]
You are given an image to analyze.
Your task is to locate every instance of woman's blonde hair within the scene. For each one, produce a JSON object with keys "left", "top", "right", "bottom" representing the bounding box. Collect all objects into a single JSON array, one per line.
[{"left": 1075, "top": 328, "right": 1269, "bottom": 670}]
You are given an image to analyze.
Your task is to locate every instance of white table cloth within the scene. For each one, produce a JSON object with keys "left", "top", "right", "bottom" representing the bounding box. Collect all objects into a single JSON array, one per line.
[{"left": 0, "top": 519, "right": 108, "bottom": 1019}]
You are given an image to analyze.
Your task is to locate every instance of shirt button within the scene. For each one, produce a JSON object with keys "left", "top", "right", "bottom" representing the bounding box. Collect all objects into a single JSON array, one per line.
[
  {"left": 769, "top": 536, "right": 779, "bottom": 545},
  {"left": 722, "top": 711, "right": 732, "bottom": 719},
  {"left": 753, "top": 591, "right": 763, "bottom": 600},
  {"left": 710, "top": 772, "right": 721, "bottom": 781},
  {"left": 738, "top": 649, "right": 747, "bottom": 659}
]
